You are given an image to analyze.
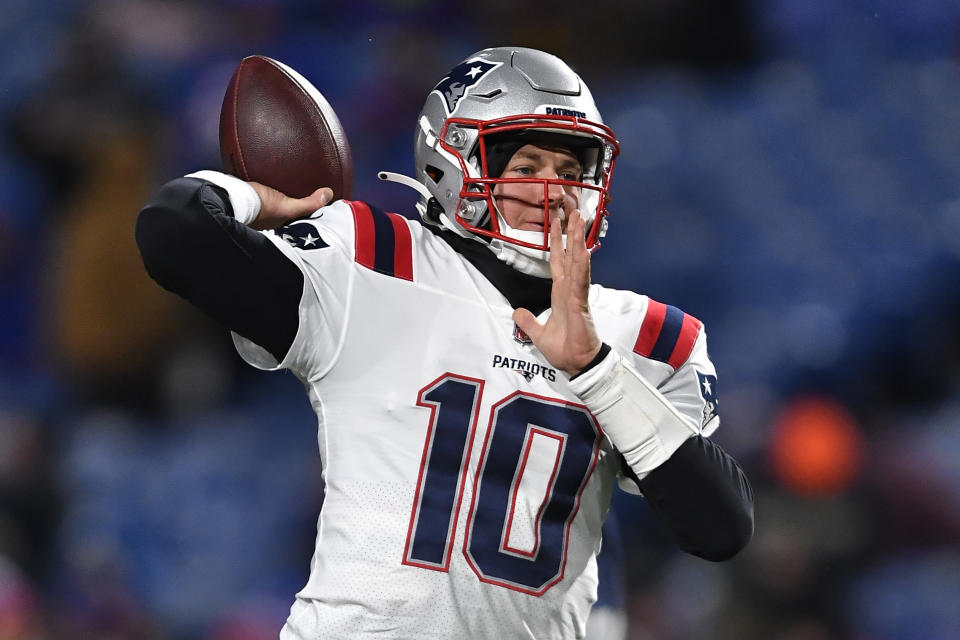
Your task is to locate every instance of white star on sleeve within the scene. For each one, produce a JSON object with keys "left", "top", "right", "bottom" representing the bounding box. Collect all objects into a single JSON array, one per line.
[
  {"left": 701, "top": 378, "right": 712, "bottom": 395},
  {"left": 302, "top": 232, "right": 317, "bottom": 247}
]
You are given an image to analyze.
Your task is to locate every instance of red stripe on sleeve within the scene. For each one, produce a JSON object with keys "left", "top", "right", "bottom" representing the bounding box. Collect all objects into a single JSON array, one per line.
[
  {"left": 633, "top": 299, "right": 667, "bottom": 357},
  {"left": 387, "top": 213, "right": 414, "bottom": 281},
  {"left": 348, "top": 201, "right": 376, "bottom": 270},
  {"left": 667, "top": 314, "right": 703, "bottom": 369}
]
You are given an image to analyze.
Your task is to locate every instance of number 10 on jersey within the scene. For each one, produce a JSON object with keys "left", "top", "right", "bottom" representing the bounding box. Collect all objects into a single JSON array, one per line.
[{"left": 403, "top": 373, "right": 603, "bottom": 595}]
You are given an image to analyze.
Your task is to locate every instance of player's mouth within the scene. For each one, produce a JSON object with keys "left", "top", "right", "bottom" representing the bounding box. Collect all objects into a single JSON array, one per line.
[
  {"left": 515, "top": 221, "right": 545, "bottom": 231},
  {"left": 493, "top": 195, "right": 565, "bottom": 232},
  {"left": 517, "top": 209, "right": 567, "bottom": 232}
]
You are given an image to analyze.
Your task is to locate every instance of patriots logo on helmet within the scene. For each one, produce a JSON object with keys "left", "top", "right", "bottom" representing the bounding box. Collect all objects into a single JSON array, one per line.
[{"left": 432, "top": 58, "right": 502, "bottom": 115}]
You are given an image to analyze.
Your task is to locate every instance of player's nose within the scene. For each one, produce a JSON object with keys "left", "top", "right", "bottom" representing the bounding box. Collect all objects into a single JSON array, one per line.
[{"left": 539, "top": 180, "right": 567, "bottom": 206}]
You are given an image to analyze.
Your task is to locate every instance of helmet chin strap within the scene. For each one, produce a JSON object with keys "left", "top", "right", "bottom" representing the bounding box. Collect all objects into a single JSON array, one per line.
[
  {"left": 378, "top": 171, "right": 431, "bottom": 216},
  {"left": 378, "top": 170, "right": 469, "bottom": 237},
  {"left": 488, "top": 238, "right": 552, "bottom": 279},
  {"left": 487, "top": 208, "right": 568, "bottom": 279}
]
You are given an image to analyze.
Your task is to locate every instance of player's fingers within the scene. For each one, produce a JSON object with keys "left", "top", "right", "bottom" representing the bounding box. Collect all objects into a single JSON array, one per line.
[
  {"left": 570, "top": 209, "right": 585, "bottom": 249},
  {"left": 574, "top": 213, "right": 592, "bottom": 291},
  {"left": 549, "top": 218, "right": 565, "bottom": 280},
  {"left": 580, "top": 214, "right": 592, "bottom": 276},
  {"left": 563, "top": 209, "right": 582, "bottom": 275},
  {"left": 512, "top": 308, "right": 546, "bottom": 343},
  {"left": 558, "top": 191, "right": 577, "bottom": 231},
  {"left": 572, "top": 212, "right": 589, "bottom": 265}
]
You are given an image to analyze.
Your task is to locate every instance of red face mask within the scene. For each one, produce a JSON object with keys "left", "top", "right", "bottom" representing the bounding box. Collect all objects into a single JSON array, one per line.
[{"left": 438, "top": 114, "right": 620, "bottom": 252}]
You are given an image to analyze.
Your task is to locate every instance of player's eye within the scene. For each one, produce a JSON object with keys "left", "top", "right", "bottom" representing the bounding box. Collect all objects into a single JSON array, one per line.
[{"left": 560, "top": 170, "right": 581, "bottom": 181}]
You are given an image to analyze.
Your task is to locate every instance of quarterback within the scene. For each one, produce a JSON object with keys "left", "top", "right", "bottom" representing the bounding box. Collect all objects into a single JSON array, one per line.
[{"left": 136, "top": 47, "right": 753, "bottom": 639}]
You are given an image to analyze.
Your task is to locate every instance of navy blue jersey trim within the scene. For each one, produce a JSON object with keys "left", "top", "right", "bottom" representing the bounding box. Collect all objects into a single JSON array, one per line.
[
  {"left": 649, "top": 304, "right": 685, "bottom": 363},
  {"left": 370, "top": 204, "right": 398, "bottom": 277}
]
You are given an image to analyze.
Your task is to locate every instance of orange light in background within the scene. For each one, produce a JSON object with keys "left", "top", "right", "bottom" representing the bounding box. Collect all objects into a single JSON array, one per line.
[{"left": 768, "top": 396, "right": 865, "bottom": 497}]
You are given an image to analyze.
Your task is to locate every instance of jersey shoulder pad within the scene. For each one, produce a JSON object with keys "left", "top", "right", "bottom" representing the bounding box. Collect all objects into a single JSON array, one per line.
[
  {"left": 274, "top": 199, "right": 417, "bottom": 282},
  {"left": 631, "top": 296, "right": 703, "bottom": 370},
  {"left": 271, "top": 198, "right": 355, "bottom": 253},
  {"left": 341, "top": 199, "right": 415, "bottom": 281}
]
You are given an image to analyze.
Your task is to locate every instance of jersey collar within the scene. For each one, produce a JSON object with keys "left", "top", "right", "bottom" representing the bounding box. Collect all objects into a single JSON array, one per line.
[{"left": 435, "top": 228, "right": 552, "bottom": 315}]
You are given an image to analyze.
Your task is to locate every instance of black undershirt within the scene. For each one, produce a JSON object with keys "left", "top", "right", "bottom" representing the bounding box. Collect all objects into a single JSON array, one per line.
[
  {"left": 431, "top": 227, "right": 554, "bottom": 315},
  {"left": 135, "top": 177, "right": 754, "bottom": 561}
]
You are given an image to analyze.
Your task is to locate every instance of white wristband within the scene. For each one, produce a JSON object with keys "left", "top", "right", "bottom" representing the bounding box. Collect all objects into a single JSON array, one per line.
[
  {"left": 569, "top": 348, "right": 698, "bottom": 480},
  {"left": 186, "top": 170, "right": 261, "bottom": 226}
]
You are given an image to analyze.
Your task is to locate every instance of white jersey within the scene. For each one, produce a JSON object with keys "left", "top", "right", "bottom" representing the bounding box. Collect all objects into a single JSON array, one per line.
[{"left": 232, "top": 200, "right": 720, "bottom": 639}]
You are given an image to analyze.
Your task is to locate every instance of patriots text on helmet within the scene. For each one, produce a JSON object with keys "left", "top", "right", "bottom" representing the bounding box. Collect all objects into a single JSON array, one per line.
[{"left": 544, "top": 106, "right": 588, "bottom": 118}]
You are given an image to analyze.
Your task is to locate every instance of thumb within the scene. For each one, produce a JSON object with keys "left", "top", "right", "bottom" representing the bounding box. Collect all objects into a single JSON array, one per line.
[
  {"left": 296, "top": 187, "right": 334, "bottom": 214},
  {"left": 512, "top": 308, "right": 545, "bottom": 343}
]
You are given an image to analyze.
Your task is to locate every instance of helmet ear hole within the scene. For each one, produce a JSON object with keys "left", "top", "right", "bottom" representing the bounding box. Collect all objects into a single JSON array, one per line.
[
  {"left": 425, "top": 197, "right": 445, "bottom": 222},
  {"left": 425, "top": 165, "right": 444, "bottom": 183}
]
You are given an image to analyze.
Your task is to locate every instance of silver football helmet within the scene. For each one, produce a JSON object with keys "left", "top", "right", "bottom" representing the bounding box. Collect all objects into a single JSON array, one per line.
[{"left": 380, "top": 47, "right": 619, "bottom": 277}]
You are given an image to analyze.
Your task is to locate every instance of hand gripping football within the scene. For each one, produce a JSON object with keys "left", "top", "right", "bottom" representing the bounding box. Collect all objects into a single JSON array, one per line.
[{"left": 219, "top": 55, "right": 354, "bottom": 200}]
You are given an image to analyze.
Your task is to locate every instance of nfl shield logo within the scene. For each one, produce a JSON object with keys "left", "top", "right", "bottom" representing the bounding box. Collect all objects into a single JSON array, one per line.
[{"left": 513, "top": 324, "right": 532, "bottom": 345}]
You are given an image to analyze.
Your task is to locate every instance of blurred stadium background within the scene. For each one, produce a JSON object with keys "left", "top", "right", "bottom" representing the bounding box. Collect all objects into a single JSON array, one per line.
[{"left": 2, "top": 1, "right": 960, "bottom": 638}]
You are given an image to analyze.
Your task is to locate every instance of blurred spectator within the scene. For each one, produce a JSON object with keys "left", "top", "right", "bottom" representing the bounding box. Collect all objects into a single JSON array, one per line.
[
  {"left": 0, "top": 556, "right": 43, "bottom": 640},
  {"left": 0, "top": 411, "right": 59, "bottom": 584},
  {"left": 7, "top": 15, "right": 185, "bottom": 409}
]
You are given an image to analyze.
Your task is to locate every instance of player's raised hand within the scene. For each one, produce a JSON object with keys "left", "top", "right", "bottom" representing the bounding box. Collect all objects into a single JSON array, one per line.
[
  {"left": 513, "top": 209, "right": 602, "bottom": 376},
  {"left": 248, "top": 182, "right": 333, "bottom": 230}
]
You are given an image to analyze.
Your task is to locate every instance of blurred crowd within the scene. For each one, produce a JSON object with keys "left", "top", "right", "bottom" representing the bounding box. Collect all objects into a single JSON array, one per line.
[{"left": 2, "top": 1, "right": 960, "bottom": 638}]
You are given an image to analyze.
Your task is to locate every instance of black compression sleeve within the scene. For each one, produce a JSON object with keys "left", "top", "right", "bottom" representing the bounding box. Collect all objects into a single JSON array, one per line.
[
  {"left": 631, "top": 436, "right": 754, "bottom": 561},
  {"left": 135, "top": 177, "right": 304, "bottom": 363},
  {"left": 569, "top": 343, "right": 612, "bottom": 381}
]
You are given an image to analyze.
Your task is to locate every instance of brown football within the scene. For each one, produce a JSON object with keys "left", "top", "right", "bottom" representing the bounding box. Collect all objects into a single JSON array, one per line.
[{"left": 219, "top": 55, "right": 353, "bottom": 200}]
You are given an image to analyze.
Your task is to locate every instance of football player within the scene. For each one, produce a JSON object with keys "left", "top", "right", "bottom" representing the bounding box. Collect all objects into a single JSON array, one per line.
[{"left": 136, "top": 47, "right": 752, "bottom": 639}]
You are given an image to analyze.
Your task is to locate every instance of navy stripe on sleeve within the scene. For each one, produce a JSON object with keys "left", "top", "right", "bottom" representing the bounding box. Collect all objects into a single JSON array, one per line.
[
  {"left": 370, "top": 204, "right": 398, "bottom": 277},
  {"left": 648, "top": 304, "right": 685, "bottom": 363}
]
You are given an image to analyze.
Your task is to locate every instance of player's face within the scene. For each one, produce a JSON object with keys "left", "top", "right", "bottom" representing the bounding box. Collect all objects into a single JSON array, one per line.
[{"left": 493, "top": 144, "right": 582, "bottom": 233}]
